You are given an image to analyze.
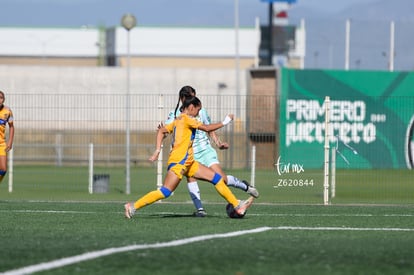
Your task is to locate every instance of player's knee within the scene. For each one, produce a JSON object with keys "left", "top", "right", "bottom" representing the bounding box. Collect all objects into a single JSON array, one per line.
[
  {"left": 0, "top": 170, "right": 7, "bottom": 176},
  {"left": 160, "top": 186, "right": 172, "bottom": 198},
  {"left": 211, "top": 173, "right": 222, "bottom": 185}
]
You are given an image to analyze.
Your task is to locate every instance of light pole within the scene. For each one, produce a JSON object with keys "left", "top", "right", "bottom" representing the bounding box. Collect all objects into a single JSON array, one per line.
[
  {"left": 234, "top": 0, "right": 240, "bottom": 119},
  {"left": 121, "top": 13, "right": 136, "bottom": 195},
  {"left": 389, "top": 20, "right": 395, "bottom": 72},
  {"left": 345, "top": 18, "right": 351, "bottom": 70},
  {"left": 232, "top": 0, "right": 240, "bottom": 170}
]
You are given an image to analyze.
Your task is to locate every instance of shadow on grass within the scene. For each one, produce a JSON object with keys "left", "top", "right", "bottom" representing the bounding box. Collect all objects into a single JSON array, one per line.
[{"left": 149, "top": 213, "right": 197, "bottom": 218}]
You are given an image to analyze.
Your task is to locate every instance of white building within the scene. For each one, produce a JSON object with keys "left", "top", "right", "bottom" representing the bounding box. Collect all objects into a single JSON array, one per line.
[{"left": 0, "top": 25, "right": 261, "bottom": 69}]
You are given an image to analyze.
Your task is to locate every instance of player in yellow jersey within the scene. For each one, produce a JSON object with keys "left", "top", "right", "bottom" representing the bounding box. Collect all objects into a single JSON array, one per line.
[
  {"left": 164, "top": 86, "right": 258, "bottom": 217},
  {"left": 124, "top": 96, "right": 253, "bottom": 219},
  {"left": 0, "top": 91, "right": 14, "bottom": 185}
]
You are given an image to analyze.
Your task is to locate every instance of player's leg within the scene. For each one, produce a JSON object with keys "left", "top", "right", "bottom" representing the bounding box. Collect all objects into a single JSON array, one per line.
[
  {"left": 134, "top": 171, "right": 178, "bottom": 209},
  {"left": 209, "top": 163, "right": 259, "bottom": 198},
  {"left": 186, "top": 176, "right": 206, "bottom": 217},
  {"left": 226, "top": 174, "right": 259, "bottom": 198},
  {"left": 189, "top": 149, "right": 219, "bottom": 216},
  {"left": 0, "top": 146, "right": 7, "bottom": 184},
  {"left": 203, "top": 148, "right": 259, "bottom": 198},
  {"left": 124, "top": 168, "right": 181, "bottom": 219},
  {"left": 191, "top": 163, "right": 253, "bottom": 215},
  {"left": 191, "top": 162, "right": 239, "bottom": 207}
]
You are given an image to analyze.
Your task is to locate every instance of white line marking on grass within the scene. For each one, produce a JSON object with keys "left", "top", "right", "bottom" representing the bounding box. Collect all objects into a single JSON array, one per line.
[
  {"left": 249, "top": 213, "right": 414, "bottom": 217},
  {"left": 273, "top": 226, "right": 414, "bottom": 232},
  {"left": 3, "top": 210, "right": 414, "bottom": 218},
  {"left": 3, "top": 225, "right": 414, "bottom": 275},
  {"left": 1, "top": 227, "right": 273, "bottom": 275},
  {"left": 0, "top": 210, "right": 97, "bottom": 214}
]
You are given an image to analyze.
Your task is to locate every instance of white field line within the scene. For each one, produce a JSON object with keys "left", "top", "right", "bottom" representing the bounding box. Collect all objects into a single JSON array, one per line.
[
  {"left": 1, "top": 227, "right": 273, "bottom": 275},
  {"left": 0, "top": 210, "right": 96, "bottom": 214},
  {"left": 273, "top": 226, "right": 414, "bottom": 232},
  {"left": 2, "top": 225, "right": 414, "bottom": 275},
  {"left": 2, "top": 209, "right": 414, "bottom": 218},
  {"left": 249, "top": 213, "right": 414, "bottom": 217}
]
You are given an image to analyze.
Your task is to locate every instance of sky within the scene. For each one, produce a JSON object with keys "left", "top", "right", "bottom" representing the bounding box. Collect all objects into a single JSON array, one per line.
[
  {"left": 0, "top": 0, "right": 380, "bottom": 28},
  {"left": 4, "top": 0, "right": 411, "bottom": 70}
]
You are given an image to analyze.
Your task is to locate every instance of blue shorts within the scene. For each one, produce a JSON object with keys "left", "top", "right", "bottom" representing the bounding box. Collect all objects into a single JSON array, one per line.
[{"left": 194, "top": 147, "right": 219, "bottom": 168}]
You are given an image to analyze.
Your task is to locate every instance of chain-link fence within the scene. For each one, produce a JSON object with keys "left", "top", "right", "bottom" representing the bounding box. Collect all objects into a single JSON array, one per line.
[{"left": 3, "top": 92, "right": 413, "bottom": 204}]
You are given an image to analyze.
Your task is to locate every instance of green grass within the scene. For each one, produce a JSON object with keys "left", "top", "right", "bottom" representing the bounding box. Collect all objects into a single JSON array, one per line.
[
  {"left": 1, "top": 166, "right": 413, "bottom": 204},
  {"left": 0, "top": 165, "right": 413, "bottom": 274},
  {"left": 0, "top": 201, "right": 413, "bottom": 274}
]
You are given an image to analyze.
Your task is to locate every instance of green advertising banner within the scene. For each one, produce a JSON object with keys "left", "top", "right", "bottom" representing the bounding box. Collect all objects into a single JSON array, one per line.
[{"left": 280, "top": 68, "right": 414, "bottom": 169}]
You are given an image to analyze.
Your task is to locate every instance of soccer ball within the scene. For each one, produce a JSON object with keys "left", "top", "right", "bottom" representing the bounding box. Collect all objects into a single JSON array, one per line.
[{"left": 226, "top": 203, "right": 245, "bottom": 219}]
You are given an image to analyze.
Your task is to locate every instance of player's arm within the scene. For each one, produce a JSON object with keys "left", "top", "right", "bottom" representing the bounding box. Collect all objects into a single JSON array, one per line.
[
  {"left": 209, "top": 131, "right": 229, "bottom": 150},
  {"left": 200, "top": 108, "right": 228, "bottom": 149},
  {"left": 149, "top": 126, "right": 169, "bottom": 162},
  {"left": 6, "top": 120, "right": 14, "bottom": 152},
  {"left": 198, "top": 114, "right": 234, "bottom": 133},
  {"left": 157, "top": 122, "right": 169, "bottom": 140},
  {"left": 157, "top": 110, "right": 175, "bottom": 139}
]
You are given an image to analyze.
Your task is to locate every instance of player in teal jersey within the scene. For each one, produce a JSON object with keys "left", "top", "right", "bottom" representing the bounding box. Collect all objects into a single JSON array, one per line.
[{"left": 164, "top": 86, "right": 259, "bottom": 217}]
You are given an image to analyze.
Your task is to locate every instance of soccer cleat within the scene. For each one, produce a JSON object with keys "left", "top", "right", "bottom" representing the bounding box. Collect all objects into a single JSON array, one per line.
[
  {"left": 243, "top": 180, "right": 259, "bottom": 198},
  {"left": 247, "top": 186, "right": 259, "bottom": 198},
  {"left": 193, "top": 208, "right": 207, "bottom": 217},
  {"left": 124, "top": 202, "right": 135, "bottom": 219},
  {"left": 234, "top": 196, "right": 254, "bottom": 216}
]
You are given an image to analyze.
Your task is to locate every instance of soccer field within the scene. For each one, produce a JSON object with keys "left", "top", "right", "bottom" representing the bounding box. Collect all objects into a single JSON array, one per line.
[
  {"left": 0, "top": 166, "right": 413, "bottom": 274},
  {"left": 0, "top": 201, "right": 413, "bottom": 275}
]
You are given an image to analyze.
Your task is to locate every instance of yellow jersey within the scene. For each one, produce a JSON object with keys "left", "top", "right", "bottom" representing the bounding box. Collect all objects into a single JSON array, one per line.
[
  {"left": 164, "top": 113, "right": 202, "bottom": 165},
  {"left": 0, "top": 105, "right": 13, "bottom": 144}
]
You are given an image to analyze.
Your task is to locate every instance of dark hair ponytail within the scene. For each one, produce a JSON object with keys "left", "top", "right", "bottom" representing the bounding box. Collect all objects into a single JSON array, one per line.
[
  {"left": 174, "top": 86, "right": 196, "bottom": 118},
  {"left": 180, "top": 96, "right": 201, "bottom": 112}
]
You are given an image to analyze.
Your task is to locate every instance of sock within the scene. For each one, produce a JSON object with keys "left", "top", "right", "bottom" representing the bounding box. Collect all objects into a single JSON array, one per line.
[
  {"left": 214, "top": 179, "right": 239, "bottom": 208},
  {"left": 227, "top": 175, "right": 248, "bottom": 191},
  {"left": 187, "top": 181, "right": 203, "bottom": 210},
  {"left": 133, "top": 189, "right": 166, "bottom": 210}
]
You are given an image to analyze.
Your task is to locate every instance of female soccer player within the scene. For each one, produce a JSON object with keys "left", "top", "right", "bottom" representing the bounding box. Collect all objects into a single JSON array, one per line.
[
  {"left": 124, "top": 96, "right": 253, "bottom": 219},
  {"left": 0, "top": 91, "right": 14, "bottom": 185},
  {"left": 164, "top": 86, "right": 258, "bottom": 217}
]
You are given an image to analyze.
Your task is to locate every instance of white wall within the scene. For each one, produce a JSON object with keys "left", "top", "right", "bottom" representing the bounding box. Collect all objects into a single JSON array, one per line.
[
  {"left": 0, "top": 65, "right": 247, "bottom": 131},
  {"left": 0, "top": 27, "right": 100, "bottom": 57},
  {"left": 0, "top": 65, "right": 246, "bottom": 94}
]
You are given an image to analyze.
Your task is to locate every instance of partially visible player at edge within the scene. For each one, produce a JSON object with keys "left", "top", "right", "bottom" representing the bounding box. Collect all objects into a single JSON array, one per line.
[
  {"left": 164, "top": 86, "right": 258, "bottom": 217},
  {"left": 0, "top": 91, "right": 14, "bottom": 185},
  {"left": 124, "top": 96, "right": 253, "bottom": 219}
]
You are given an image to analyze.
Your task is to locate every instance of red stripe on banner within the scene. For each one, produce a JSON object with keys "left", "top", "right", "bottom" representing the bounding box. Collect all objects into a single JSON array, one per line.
[{"left": 276, "top": 11, "right": 288, "bottom": 18}]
